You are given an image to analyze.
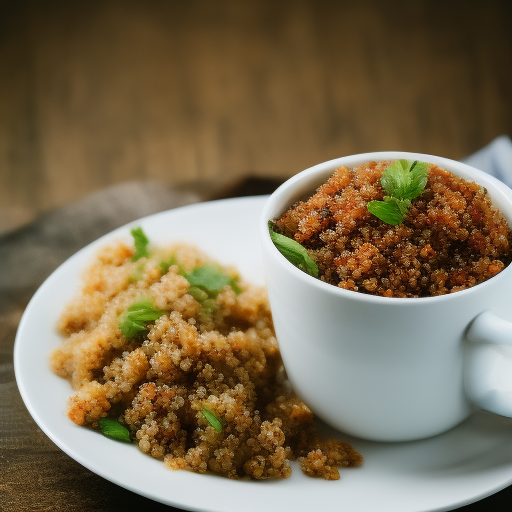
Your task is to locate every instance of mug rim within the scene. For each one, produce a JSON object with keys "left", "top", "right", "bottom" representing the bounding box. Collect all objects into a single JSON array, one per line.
[{"left": 260, "top": 151, "right": 512, "bottom": 304}]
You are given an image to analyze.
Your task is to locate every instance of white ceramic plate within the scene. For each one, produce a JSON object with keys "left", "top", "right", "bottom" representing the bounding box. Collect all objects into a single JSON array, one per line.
[{"left": 14, "top": 196, "right": 512, "bottom": 512}]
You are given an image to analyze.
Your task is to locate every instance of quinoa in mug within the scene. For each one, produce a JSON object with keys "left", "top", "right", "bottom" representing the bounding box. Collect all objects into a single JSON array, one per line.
[{"left": 272, "top": 161, "right": 512, "bottom": 297}]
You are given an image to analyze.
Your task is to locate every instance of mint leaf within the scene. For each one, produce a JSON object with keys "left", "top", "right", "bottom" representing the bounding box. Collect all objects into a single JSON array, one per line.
[
  {"left": 130, "top": 227, "right": 150, "bottom": 261},
  {"left": 97, "top": 418, "right": 131, "bottom": 443},
  {"left": 119, "top": 299, "right": 164, "bottom": 339},
  {"left": 386, "top": 196, "right": 411, "bottom": 216},
  {"left": 129, "top": 264, "right": 145, "bottom": 283},
  {"left": 159, "top": 254, "right": 181, "bottom": 274},
  {"left": 381, "top": 160, "right": 429, "bottom": 200},
  {"left": 381, "top": 160, "right": 413, "bottom": 198},
  {"left": 184, "top": 263, "right": 241, "bottom": 297},
  {"left": 404, "top": 160, "right": 429, "bottom": 200},
  {"left": 188, "top": 286, "right": 209, "bottom": 302},
  {"left": 368, "top": 160, "right": 429, "bottom": 225},
  {"left": 268, "top": 222, "right": 319, "bottom": 277},
  {"left": 201, "top": 408, "right": 223, "bottom": 433},
  {"left": 183, "top": 263, "right": 242, "bottom": 317},
  {"left": 367, "top": 199, "right": 404, "bottom": 225},
  {"left": 201, "top": 298, "right": 219, "bottom": 315}
]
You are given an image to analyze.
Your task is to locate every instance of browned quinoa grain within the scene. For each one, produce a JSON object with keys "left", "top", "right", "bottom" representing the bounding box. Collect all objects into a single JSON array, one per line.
[
  {"left": 274, "top": 161, "right": 512, "bottom": 297},
  {"left": 51, "top": 241, "right": 362, "bottom": 480}
]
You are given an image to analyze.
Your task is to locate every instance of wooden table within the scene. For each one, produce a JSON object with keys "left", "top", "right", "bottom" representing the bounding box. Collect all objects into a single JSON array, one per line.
[{"left": 2, "top": 1, "right": 512, "bottom": 510}]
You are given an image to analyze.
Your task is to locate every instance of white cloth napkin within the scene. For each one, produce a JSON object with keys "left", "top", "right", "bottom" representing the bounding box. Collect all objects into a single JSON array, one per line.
[{"left": 463, "top": 135, "right": 512, "bottom": 187}]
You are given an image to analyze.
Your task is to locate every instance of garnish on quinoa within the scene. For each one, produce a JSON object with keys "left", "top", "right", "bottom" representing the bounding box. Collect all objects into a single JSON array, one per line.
[
  {"left": 51, "top": 237, "right": 362, "bottom": 480},
  {"left": 201, "top": 408, "right": 223, "bottom": 433},
  {"left": 130, "top": 227, "right": 150, "bottom": 261},
  {"left": 273, "top": 160, "right": 512, "bottom": 297},
  {"left": 183, "top": 263, "right": 242, "bottom": 296},
  {"left": 268, "top": 221, "right": 319, "bottom": 277},
  {"left": 129, "top": 263, "right": 145, "bottom": 283},
  {"left": 97, "top": 418, "right": 131, "bottom": 443},
  {"left": 119, "top": 300, "right": 164, "bottom": 339},
  {"left": 367, "top": 160, "right": 429, "bottom": 225},
  {"left": 159, "top": 255, "right": 178, "bottom": 274}
]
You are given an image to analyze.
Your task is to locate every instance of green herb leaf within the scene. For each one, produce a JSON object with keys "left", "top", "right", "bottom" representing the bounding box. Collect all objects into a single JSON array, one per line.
[
  {"left": 228, "top": 278, "right": 243, "bottom": 295},
  {"left": 201, "top": 408, "right": 223, "bottom": 433},
  {"left": 380, "top": 160, "right": 429, "bottom": 200},
  {"left": 184, "top": 263, "right": 241, "bottom": 297},
  {"left": 129, "top": 264, "right": 145, "bottom": 283},
  {"left": 380, "top": 160, "right": 412, "bottom": 198},
  {"left": 368, "top": 160, "right": 429, "bottom": 225},
  {"left": 188, "top": 286, "right": 209, "bottom": 302},
  {"left": 159, "top": 255, "right": 180, "bottom": 274},
  {"left": 405, "top": 161, "right": 429, "bottom": 200},
  {"left": 97, "top": 418, "right": 131, "bottom": 443},
  {"left": 119, "top": 299, "right": 164, "bottom": 339},
  {"left": 367, "top": 198, "right": 404, "bottom": 225},
  {"left": 268, "top": 222, "right": 319, "bottom": 277},
  {"left": 201, "top": 298, "right": 219, "bottom": 315},
  {"left": 131, "top": 227, "right": 150, "bottom": 261}
]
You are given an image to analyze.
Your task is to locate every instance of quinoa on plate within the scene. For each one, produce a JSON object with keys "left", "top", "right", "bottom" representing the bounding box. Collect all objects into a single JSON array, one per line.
[{"left": 51, "top": 235, "right": 362, "bottom": 480}]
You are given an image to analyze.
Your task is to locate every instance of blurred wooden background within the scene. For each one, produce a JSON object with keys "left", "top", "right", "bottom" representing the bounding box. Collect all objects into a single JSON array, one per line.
[{"left": 1, "top": 0, "right": 512, "bottom": 231}]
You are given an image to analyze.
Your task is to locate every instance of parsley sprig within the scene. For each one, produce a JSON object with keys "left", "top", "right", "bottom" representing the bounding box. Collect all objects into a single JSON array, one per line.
[
  {"left": 201, "top": 408, "right": 223, "bottom": 433},
  {"left": 119, "top": 299, "right": 164, "bottom": 339},
  {"left": 130, "top": 227, "right": 150, "bottom": 261},
  {"left": 183, "top": 263, "right": 242, "bottom": 315},
  {"left": 268, "top": 222, "right": 319, "bottom": 277},
  {"left": 159, "top": 255, "right": 179, "bottom": 274},
  {"left": 97, "top": 418, "right": 131, "bottom": 443},
  {"left": 184, "top": 263, "right": 242, "bottom": 297},
  {"left": 160, "top": 257, "right": 242, "bottom": 297},
  {"left": 367, "top": 160, "right": 429, "bottom": 225},
  {"left": 160, "top": 258, "right": 242, "bottom": 314}
]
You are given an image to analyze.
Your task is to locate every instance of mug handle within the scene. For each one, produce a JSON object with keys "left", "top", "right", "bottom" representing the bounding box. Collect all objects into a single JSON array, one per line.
[{"left": 466, "top": 310, "right": 512, "bottom": 417}]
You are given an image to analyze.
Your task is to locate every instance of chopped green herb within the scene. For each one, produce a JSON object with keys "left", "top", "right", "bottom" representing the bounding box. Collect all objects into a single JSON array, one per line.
[
  {"left": 97, "top": 418, "right": 131, "bottom": 443},
  {"left": 129, "top": 264, "right": 145, "bottom": 283},
  {"left": 130, "top": 227, "right": 150, "bottom": 261},
  {"left": 368, "top": 160, "right": 429, "bottom": 225},
  {"left": 184, "top": 263, "right": 241, "bottom": 297},
  {"left": 201, "top": 298, "right": 219, "bottom": 315},
  {"left": 188, "top": 286, "right": 209, "bottom": 302},
  {"left": 201, "top": 408, "right": 223, "bottom": 433},
  {"left": 228, "top": 278, "right": 243, "bottom": 295},
  {"left": 268, "top": 221, "right": 319, "bottom": 277},
  {"left": 380, "top": 160, "right": 429, "bottom": 200},
  {"left": 119, "top": 299, "right": 164, "bottom": 339},
  {"left": 367, "top": 197, "right": 407, "bottom": 226},
  {"left": 159, "top": 255, "right": 179, "bottom": 274}
]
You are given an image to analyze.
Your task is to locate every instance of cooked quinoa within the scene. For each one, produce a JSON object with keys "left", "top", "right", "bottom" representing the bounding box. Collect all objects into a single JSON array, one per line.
[
  {"left": 274, "top": 161, "right": 512, "bottom": 297},
  {"left": 50, "top": 240, "right": 362, "bottom": 480}
]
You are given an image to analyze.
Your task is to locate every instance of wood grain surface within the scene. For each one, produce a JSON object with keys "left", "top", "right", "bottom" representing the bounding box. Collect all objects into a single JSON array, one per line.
[{"left": 1, "top": 0, "right": 512, "bottom": 227}]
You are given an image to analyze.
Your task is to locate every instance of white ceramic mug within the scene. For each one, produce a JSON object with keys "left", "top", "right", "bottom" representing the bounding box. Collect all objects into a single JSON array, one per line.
[{"left": 260, "top": 152, "right": 512, "bottom": 442}]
